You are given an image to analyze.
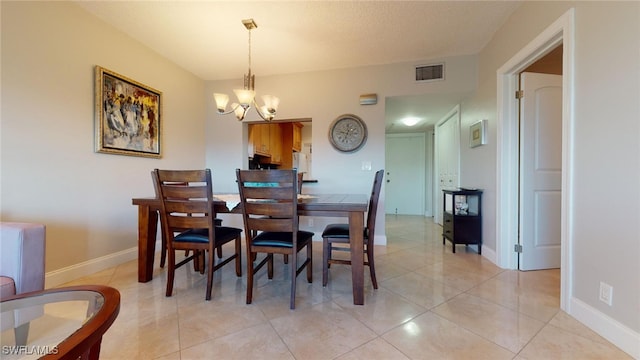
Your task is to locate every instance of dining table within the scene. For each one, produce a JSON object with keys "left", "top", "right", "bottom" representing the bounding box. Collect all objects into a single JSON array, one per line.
[{"left": 131, "top": 193, "right": 369, "bottom": 305}]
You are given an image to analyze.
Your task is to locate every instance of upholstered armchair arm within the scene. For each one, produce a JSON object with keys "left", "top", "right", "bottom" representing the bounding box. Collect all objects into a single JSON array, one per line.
[{"left": 0, "top": 222, "right": 46, "bottom": 295}]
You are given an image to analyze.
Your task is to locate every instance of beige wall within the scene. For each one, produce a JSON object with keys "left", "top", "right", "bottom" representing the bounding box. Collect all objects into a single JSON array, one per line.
[
  {"left": 1, "top": 2, "right": 207, "bottom": 279},
  {"left": 460, "top": 0, "right": 639, "bottom": 353},
  {"left": 204, "top": 56, "right": 478, "bottom": 240}
]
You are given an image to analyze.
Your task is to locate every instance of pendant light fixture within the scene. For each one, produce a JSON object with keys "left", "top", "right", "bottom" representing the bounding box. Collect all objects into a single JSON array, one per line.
[{"left": 213, "top": 19, "right": 279, "bottom": 122}]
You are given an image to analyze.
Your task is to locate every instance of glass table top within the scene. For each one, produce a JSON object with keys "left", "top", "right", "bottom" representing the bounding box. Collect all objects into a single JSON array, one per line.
[{"left": 1, "top": 290, "right": 105, "bottom": 359}]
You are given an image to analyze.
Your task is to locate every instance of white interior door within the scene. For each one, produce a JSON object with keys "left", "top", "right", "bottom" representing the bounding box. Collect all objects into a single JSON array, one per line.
[
  {"left": 435, "top": 106, "right": 460, "bottom": 224},
  {"left": 385, "top": 133, "right": 425, "bottom": 215},
  {"left": 519, "top": 72, "right": 562, "bottom": 270}
]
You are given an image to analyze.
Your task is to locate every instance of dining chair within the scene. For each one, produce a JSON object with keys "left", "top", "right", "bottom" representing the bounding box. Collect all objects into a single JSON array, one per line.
[
  {"left": 236, "top": 169, "right": 313, "bottom": 309},
  {"left": 156, "top": 180, "right": 224, "bottom": 269},
  {"left": 282, "top": 171, "right": 304, "bottom": 265},
  {"left": 153, "top": 169, "right": 242, "bottom": 300},
  {"left": 322, "top": 169, "right": 384, "bottom": 289}
]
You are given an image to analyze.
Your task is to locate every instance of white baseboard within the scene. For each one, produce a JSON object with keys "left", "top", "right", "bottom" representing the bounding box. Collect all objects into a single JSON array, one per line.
[
  {"left": 373, "top": 234, "right": 387, "bottom": 246},
  {"left": 570, "top": 297, "right": 640, "bottom": 359},
  {"left": 45, "top": 245, "right": 141, "bottom": 288},
  {"left": 481, "top": 244, "right": 497, "bottom": 265}
]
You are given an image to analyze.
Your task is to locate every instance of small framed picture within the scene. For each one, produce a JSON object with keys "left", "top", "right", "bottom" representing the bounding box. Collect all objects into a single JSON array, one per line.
[
  {"left": 95, "top": 66, "right": 162, "bottom": 158},
  {"left": 469, "top": 119, "right": 487, "bottom": 148}
]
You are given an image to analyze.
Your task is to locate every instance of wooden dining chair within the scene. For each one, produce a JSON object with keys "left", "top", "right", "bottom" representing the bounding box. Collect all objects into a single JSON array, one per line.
[
  {"left": 282, "top": 171, "right": 304, "bottom": 265},
  {"left": 322, "top": 169, "right": 384, "bottom": 289},
  {"left": 236, "top": 169, "right": 313, "bottom": 309},
  {"left": 153, "top": 169, "right": 242, "bottom": 300},
  {"left": 156, "top": 178, "right": 224, "bottom": 269}
]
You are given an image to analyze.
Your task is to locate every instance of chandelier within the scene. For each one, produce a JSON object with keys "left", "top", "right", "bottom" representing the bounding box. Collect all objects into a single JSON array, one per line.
[{"left": 213, "top": 19, "right": 279, "bottom": 122}]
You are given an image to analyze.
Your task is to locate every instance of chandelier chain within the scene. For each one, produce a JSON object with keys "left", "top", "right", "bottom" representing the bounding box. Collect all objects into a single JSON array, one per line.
[{"left": 248, "top": 28, "right": 252, "bottom": 77}]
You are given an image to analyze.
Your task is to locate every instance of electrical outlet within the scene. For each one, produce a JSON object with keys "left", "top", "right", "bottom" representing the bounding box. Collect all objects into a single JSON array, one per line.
[
  {"left": 599, "top": 282, "right": 613, "bottom": 306},
  {"left": 308, "top": 218, "right": 314, "bottom": 227},
  {"left": 361, "top": 161, "right": 372, "bottom": 171}
]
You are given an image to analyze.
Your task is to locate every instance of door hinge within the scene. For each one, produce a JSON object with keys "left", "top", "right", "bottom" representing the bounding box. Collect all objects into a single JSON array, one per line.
[
  {"left": 515, "top": 90, "right": 524, "bottom": 99},
  {"left": 514, "top": 244, "right": 523, "bottom": 253}
]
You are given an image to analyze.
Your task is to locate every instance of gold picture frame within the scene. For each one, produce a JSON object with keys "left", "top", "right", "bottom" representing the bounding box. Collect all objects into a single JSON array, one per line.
[
  {"left": 95, "top": 66, "right": 162, "bottom": 158},
  {"left": 469, "top": 119, "right": 487, "bottom": 148}
]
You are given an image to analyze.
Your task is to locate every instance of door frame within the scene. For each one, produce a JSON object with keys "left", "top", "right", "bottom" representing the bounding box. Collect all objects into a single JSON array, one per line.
[
  {"left": 434, "top": 105, "right": 461, "bottom": 225},
  {"left": 496, "top": 8, "right": 574, "bottom": 311}
]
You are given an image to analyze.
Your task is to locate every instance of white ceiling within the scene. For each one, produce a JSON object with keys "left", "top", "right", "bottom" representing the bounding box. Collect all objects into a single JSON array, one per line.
[{"left": 76, "top": 1, "right": 521, "bottom": 132}]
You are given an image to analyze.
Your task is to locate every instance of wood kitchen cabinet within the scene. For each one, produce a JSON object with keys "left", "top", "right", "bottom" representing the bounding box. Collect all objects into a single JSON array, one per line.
[
  {"left": 249, "top": 121, "right": 306, "bottom": 168},
  {"left": 442, "top": 189, "right": 482, "bottom": 254},
  {"left": 249, "top": 123, "right": 270, "bottom": 156},
  {"left": 269, "top": 123, "right": 282, "bottom": 164},
  {"left": 282, "top": 122, "right": 303, "bottom": 152}
]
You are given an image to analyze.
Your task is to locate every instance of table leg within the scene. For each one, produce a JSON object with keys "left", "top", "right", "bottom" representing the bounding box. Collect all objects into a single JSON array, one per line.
[
  {"left": 349, "top": 211, "right": 365, "bottom": 305},
  {"left": 85, "top": 337, "right": 102, "bottom": 360},
  {"left": 137, "top": 205, "right": 157, "bottom": 283}
]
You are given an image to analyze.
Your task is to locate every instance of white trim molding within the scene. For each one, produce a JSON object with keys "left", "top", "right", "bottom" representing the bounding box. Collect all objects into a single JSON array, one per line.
[{"left": 45, "top": 244, "right": 141, "bottom": 288}]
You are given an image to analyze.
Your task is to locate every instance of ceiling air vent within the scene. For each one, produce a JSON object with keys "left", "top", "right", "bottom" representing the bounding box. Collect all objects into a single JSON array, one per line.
[{"left": 415, "top": 63, "right": 444, "bottom": 82}]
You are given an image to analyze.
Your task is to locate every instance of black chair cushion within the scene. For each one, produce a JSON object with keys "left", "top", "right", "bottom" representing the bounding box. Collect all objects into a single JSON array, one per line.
[
  {"left": 174, "top": 226, "right": 242, "bottom": 244},
  {"left": 322, "top": 224, "right": 369, "bottom": 239},
  {"left": 253, "top": 231, "right": 314, "bottom": 247}
]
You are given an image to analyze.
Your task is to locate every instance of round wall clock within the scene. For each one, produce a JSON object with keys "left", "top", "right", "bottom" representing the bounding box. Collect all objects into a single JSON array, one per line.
[{"left": 328, "top": 114, "right": 368, "bottom": 153}]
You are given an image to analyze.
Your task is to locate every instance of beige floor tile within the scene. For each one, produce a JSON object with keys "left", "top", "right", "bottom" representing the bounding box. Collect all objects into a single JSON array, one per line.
[
  {"left": 100, "top": 312, "right": 181, "bottom": 360},
  {"left": 432, "top": 293, "right": 546, "bottom": 353},
  {"left": 270, "top": 301, "right": 377, "bottom": 359},
  {"left": 383, "top": 312, "right": 515, "bottom": 360},
  {"left": 467, "top": 270, "right": 560, "bottom": 322},
  {"left": 333, "top": 287, "right": 428, "bottom": 334},
  {"left": 415, "top": 260, "right": 495, "bottom": 291},
  {"left": 385, "top": 249, "right": 441, "bottom": 271},
  {"left": 246, "top": 278, "right": 332, "bottom": 320},
  {"left": 177, "top": 296, "right": 268, "bottom": 349},
  {"left": 381, "top": 271, "right": 463, "bottom": 309},
  {"left": 180, "top": 322, "right": 295, "bottom": 360},
  {"left": 336, "top": 338, "right": 411, "bottom": 360},
  {"left": 517, "top": 324, "right": 634, "bottom": 359},
  {"left": 152, "top": 351, "right": 181, "bottom": 360}
]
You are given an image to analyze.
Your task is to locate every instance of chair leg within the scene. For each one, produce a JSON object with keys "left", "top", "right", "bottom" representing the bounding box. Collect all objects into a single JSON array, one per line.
[
  {"left": 267, "top": 254, "right": 274, "bottom": 279},
  {"left": 197, "top": 250, "right": 205, "bottom": 274},
  {"left": 246, "top": 249, "right": 254, "bottom": 305},
  {"left": 166, "top": 249, "right": 175, "bottom": 297},
  {"left": 367, "top": 244, "right": 378, "bottom": 289},
  {"left": 234, "top": 235, "right": 242, "bottom": 277},
  {"left": 307, "top": 241, "right": 313, "bottom": 283},
  {"left": 160, "top": 232, "right": 167, "bottom": 268},
  {"left": 322, "top": 237, "right": 330, "bottom": 286},
  {"left": 205, "top": 248, "right": 215, "bottom": 301},
  {"left": 289, "top": 252, "right": 297, "bottom": 310},
  {"left": 217, "top": 245, "right": 223, "bottom": 259}
]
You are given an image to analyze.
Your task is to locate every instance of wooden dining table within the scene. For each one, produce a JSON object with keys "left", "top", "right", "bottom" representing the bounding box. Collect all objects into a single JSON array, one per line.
[{"left": 131, "top": 193, "right": 369, "bottom": 305}]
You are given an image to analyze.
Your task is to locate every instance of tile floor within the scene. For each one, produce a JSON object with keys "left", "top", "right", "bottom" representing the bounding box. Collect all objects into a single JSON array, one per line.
[{"left": 61, "top": 215, "right": 631, "bottom": 359}]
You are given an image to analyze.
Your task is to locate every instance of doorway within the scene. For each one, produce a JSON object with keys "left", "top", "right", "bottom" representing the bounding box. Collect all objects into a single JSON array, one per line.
[
  {"left": 496, "top": 9, "right": 574, "bottom": 310},
  {"left": 434, "top": 105, "right": 461, "bottom": 225},
  {"left": 384, "top": 133, "right": 426, "bottom": 215}
]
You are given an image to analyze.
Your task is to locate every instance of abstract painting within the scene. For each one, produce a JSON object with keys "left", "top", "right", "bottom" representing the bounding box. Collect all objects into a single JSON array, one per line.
[{"left": 95, "top": 66, "right": 162, "bottom": 158}]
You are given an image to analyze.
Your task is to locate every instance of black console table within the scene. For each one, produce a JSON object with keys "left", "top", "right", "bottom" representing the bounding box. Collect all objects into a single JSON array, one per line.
[{"left": 442, "top": 189, "right": 482, "bottom": 254}]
